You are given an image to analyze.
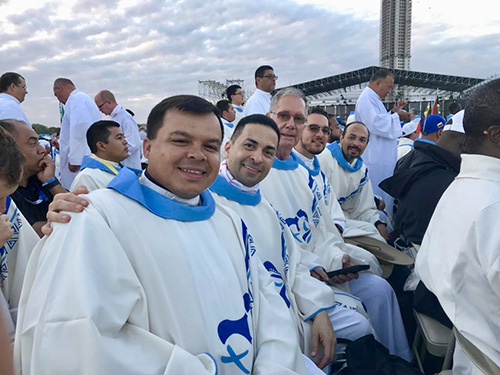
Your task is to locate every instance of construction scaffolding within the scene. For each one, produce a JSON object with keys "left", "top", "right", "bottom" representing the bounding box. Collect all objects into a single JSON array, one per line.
[{"left": 198, "top": 79, "right": 248, "bottom": 103}]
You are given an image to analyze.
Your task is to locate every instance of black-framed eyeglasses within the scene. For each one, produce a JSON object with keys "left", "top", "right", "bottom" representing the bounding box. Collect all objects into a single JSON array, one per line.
[
  {"left": 98, "top": 101, "right": 107, "bottom": 109},
  {"left": 270, "top": 111, "right": 307, "bottom": 125},
  {"left": 235, "top": 91, "right": 245, "bottom": 96},
  {"left": 308, "top": 124, "right": 332, "bottom": 135},
  {"left": 260, "top": 74, "right": 278, "bottom": 80}
]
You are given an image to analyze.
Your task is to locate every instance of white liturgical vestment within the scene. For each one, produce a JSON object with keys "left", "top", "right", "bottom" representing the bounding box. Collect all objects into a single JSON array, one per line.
[
  {"left": 0, "top": 197, "right": 39, "bottom": 335},
  {"left": 417, "top": 154, "right": 500, "bottom": 374},
  {"left": 58, "top": 90, "right": 101, "bottom": 189},
  {"left": 317, "top": 142, "right": 385, "bottom": 242},
  {"left": 14, "top": 169, "right": 306, "bottom": 375},
  {"left": 355, "top": 87, "right": 402, "bottom": 217}
]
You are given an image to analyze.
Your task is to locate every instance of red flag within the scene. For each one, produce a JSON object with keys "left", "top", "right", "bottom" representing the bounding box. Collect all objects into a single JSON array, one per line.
[{"left": 431, "top": 97, "right": 439, "bottom": 114}]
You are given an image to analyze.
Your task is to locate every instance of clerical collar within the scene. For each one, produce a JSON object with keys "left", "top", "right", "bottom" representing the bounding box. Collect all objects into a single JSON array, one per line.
[
  {"left": 107, "top": 168, "right": 214, "bottom": 221},
  {"left": 293, "top": 150, "right": 321, "bottom": 176},
  {"left": 211, "top": 175, "right": 261, "bottom": 206},
  {"left": 326, "top": 141, "right": 363, "bottom": 172},
  {"left": 272, "top": 152, "right": 300, "bottom": 170},
  {"left": 141, "top": 170, "right": 200, "bottom": 206},
  {"left": 219, "top": 160, "right": 259, "bottom": 194},
  {"left": 80, "top": 154, "right": 123, "bottom": 175}
]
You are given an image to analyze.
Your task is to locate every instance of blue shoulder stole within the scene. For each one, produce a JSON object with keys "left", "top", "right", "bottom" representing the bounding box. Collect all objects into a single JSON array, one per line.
[
  {"left": 107, "top": 168, "right": 215, "bottom": 221},
  {"left": 80, "top": 155, "right": 122, "bottom": 175},
  {"left": 272, "top": 152, "right": 300, "bottom": 170},
  {"left": 210, "top": 175, "right": 261, "bottom": 206},
  {"left": 326, "top": 141, "right": 363, "bottom": 172}
]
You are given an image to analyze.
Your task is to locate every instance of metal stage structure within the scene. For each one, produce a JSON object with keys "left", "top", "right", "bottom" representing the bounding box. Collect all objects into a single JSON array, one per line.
[
  {"left": 198, "top": 79, "right": 247, "bottom": 103},
  {"left": 284, "top": 66, "right": 485, "bottom": 119},
  {"left": 288, "top": 66, "right": 483, "bottom": 99}
]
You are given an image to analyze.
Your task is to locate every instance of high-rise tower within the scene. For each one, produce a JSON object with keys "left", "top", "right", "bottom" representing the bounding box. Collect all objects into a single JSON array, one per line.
[{"left": 380, "top": 0, "right": 412, "bottom": 70}]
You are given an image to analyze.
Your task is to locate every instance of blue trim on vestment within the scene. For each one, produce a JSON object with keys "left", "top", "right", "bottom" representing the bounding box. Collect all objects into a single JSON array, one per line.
[
  {"left": 272, "top": 153, "right": 300, "bottom": 170},
  {"left": 80, "top": 155, "right": 121, "bottom": 174},
  {"left": 107, "top": 168, "right": 215, "bottom": 221},
  {"left": 204, "top": 353, "right": 218, "bottom": 375},
  {"left": 210, "top": 175, "right": 261, "bottom": 206},
  {"left": 2, "top": 197, "right": 11, "bottom": 215},
  {"left": 337, "top": 168, "right": 369, "bottom": 205},
  {"left": 304, "top": 304, "right": 338, "bottom": 322},
  {"left": 327, "top": 141, "right": 363, "bottom": 172},
  {"left": 294, "top": 152, "right": 321, "bottom": 176}
]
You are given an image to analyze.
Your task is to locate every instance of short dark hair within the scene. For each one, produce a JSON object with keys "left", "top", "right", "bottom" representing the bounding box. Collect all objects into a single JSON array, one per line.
[
  {"left": 147, "top": 95, "right": 223, "bottom": 141},
  {"left": 343, "top": 121, "right": 370, "bottom": 142},
  {"left": 448, "top": 102, "right": 462, "bottom": 115},
  {"left": 226, "top": 85, "right": 241, "bottom": 102},
  {"left": 53, "top": 77, "right": 74, "bottom": 87},
  {"left": 86, "top": 120, "right": 120, "bottom": 153},
  {"left": 370, "top": 69, "right": 394, "bottom": 83},
  {"left": 463, "top": 79, "right": 500, "bottom": 153},
  {"left": 255, "top": 65, "right": 274, "bottom": 79},
  {"left": 216, "top": 100, "right": 232, "bottom": 114},
  {"left": 309, "top": 106, "right": 329, "bottom": 121},
  {"left": 0, "top": 126, "right": 25, "bottom": 188},
  {"left": 231, "top": 114, "right": 281, "bottom": 144},
  {"left": 0, "top": 72, "right": 24, "bottom": 93}
]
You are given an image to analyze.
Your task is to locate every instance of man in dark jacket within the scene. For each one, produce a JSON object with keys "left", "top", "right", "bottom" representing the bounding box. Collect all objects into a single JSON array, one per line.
[
  {"left": 380, "top": 122, "right": 465, "bottom": 246},
  {"left": 380, "top": 112, "right": 465, "bottom": 329}
]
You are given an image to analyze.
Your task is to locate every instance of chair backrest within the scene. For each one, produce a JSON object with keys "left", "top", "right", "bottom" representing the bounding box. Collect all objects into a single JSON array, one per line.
[{"left": 454, "top": 328, "right": 500, "bottom": 375}]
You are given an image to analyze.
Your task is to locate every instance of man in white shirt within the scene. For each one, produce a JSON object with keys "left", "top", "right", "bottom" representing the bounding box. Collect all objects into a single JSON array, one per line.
[
  {"left": 53, "top": 78, "right": 101, "bottom": 190},
  {"left": 354, "top": 69, "right": 409, "bottom": 217},
  {"left": 71, "top": 120, "right": 132, "bottom": 192},
  {"left": 15, "top": 95, "right": 307, "bottom": 375},
  {"left": 416, "top": 78, "right": 500, "bottom": 374},
  {"left": 0, "top": 73, "right": 30, "bottom": 126},
  {"left": 94, "top": 90, "right": 141, "bottom": 170},
  {"left": 226, "top": 84, "right": 245, "bottom": 125},
  {"left": 244, "top": 65, "right": 277, "bottom": 116},
  {"left": 216, "top": 99, "right": 237, "bottom": 153}
]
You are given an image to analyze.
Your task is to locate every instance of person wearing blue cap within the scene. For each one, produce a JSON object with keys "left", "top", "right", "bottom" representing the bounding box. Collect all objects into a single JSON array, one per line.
[{"left": 415, "top": 114, "right": 446, "bottom": 145}]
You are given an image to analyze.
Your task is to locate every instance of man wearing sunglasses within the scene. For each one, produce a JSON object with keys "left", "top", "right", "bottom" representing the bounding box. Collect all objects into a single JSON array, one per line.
[
  {"left": 293, "top": 108, "right": 348, "bottom": 232},
  {"left": 244, "top": 65, "right": 277, "bottom": 116}
]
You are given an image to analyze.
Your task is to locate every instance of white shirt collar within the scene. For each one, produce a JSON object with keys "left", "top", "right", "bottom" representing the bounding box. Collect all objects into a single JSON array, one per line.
[
  {"left": 255, "top": 88, "right": 272, "bottom": 99},
  {"left": 0, "top": 93, "right": 20, "bottom": 104},
  {"left": 366, "top": 86, "right": 381, "bottom": 100},
  {"left": 140, "top": 171, "right": 201, "bottom": 206},
  {"left": 110, "top": 104, "right": 122, "bottom": 118},
  {"left": 293, "top": 149, "right": 315, "bottom": 169}
]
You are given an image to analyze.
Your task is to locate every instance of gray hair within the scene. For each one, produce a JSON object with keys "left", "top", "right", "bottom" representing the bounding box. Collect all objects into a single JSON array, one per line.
[
  {"left": 269, "top": 87, "right": 308, "bottom": 114},
  {"left": 409, "top": 108, "right": 418, "bottom": 115}
]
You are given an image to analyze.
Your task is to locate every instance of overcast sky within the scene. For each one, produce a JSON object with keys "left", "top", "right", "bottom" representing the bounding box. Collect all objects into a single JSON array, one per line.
[{"left": 1, "top": 0, "right": 498, "bottom": 126}]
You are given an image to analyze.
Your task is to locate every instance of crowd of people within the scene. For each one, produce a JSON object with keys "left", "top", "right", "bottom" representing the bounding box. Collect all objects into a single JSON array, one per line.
[{"left": 0, "top": 66, "right": 498, "bottom": 375}]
